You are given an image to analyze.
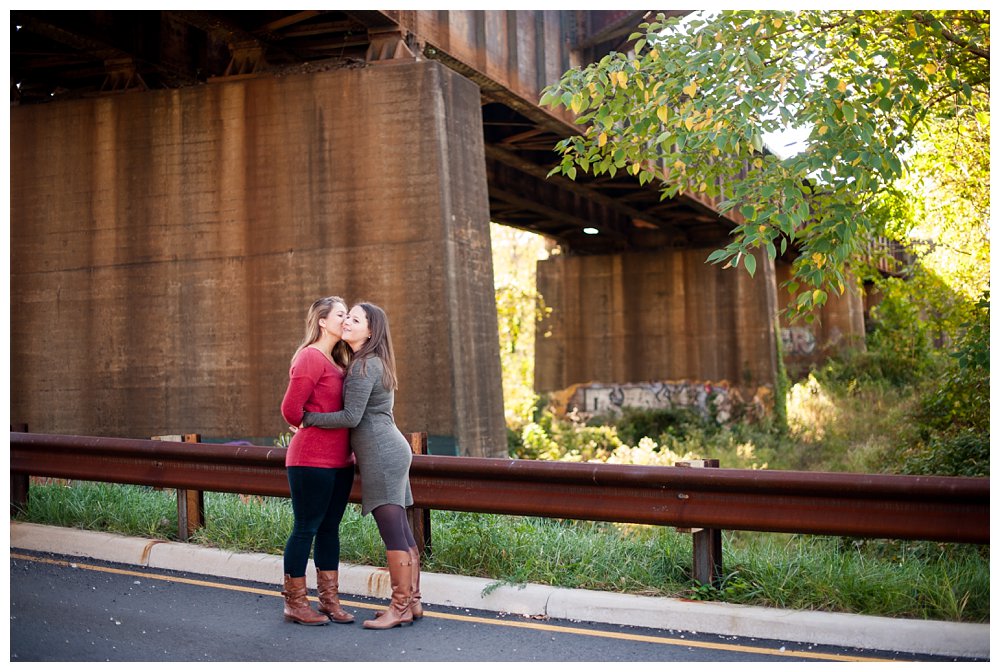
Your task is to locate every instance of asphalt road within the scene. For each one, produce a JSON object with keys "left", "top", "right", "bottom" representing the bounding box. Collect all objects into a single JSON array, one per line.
[{"left": 9, "top": 551, "right": 980, "bottom": 664}]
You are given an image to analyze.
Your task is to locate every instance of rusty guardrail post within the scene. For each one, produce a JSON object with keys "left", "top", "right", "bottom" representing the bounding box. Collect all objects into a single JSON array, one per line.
[
  {"left": 151, "top": 433, "right": 204, "bottom": 541},
  {"left": 10, "top": 424, "right": 30, "bottom": 517},
  {"left": 406, "top": 432, "right": 432, "bottom": 557},
  {"left": 676, "top": 458, "right": 723, "bottom": 586}
]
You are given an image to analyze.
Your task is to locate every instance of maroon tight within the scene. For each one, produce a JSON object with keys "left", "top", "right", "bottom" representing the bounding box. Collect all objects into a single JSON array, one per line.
[{"left": 371, "top": 504, "right": 417, "bottom": 551}]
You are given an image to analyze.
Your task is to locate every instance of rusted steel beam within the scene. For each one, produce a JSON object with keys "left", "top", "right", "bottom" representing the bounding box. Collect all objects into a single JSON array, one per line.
[
  {"left": 485, "top": 144, "right": 689, "bottom": 244},
  {"left": 407, "top": 457, "right": 989, "bottom": 545},
  {"left": 574, "top": 10, "right": 652, "bottom": 50},
  {"left": 11, "top": 432, "right": 293, "bottom": 497},
  {"left": 10, "top": 432, "right": 989, "bottom": 544}
]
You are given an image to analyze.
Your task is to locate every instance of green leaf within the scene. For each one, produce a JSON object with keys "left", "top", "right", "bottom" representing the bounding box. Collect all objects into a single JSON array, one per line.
[
  {"left": 842, "top": 102, "right": 856, "bottom": 123},
  {"left": 744, "top": 253, "right": 757, "bottom": 276},
  {"left": 706, "top": 248, "right": 729, "bottom": 263}
]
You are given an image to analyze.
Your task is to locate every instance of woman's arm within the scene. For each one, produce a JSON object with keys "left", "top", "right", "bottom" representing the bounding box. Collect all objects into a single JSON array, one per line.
[
  {"left": 280, "top": 351, "right": 322, "bottom": 427},
  {"left": 302, "top": 359, "right": 376, "bottom": 429}
]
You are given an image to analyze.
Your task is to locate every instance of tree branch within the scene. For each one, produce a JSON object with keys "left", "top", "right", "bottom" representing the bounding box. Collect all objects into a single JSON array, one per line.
[{"left": 912, "top": 11, "right": 990, "bottom": 61}]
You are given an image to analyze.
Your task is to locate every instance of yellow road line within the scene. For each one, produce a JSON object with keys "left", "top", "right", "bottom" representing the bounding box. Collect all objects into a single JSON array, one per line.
[{"left": 10, "top": 552, "right": 894, "bottom": 662}]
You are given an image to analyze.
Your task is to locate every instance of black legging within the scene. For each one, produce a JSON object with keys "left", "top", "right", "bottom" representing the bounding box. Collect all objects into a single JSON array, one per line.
[
  {"left": 284, "top": 465, "right": 354, "bottom": 576},
  {"left": 371, "top": 503, "right": 417, "bottom": 552}
]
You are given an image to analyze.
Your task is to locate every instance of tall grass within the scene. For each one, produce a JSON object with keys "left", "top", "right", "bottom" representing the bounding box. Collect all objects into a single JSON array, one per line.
[
  {"left": 18, "top": 480, "right": 178, "bottom": 539},
  {"left": 14, "top": 479, "right": 988, "bottom": 623},
  {"left": 722, "top": 533, "right": 988, "bottom": 622}
]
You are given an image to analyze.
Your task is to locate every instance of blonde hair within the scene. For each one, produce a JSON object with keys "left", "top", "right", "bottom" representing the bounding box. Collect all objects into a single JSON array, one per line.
[
  {"left": 291, "top": 296, "right": 351, "bottom": 368},
  {"left": 348, "top": 302, "right": 398, "bottom": 390}
]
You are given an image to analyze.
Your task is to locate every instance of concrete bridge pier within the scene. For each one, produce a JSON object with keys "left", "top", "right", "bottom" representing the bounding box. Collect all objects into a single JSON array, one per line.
[
  {"left": 774, "top": 264, "right": 868, "bottom": 378},
  {"left": 10, "top": 60, "right": 506, "bottom": 457},
  {"left": 535, "top": 245, "right": 871, "bottom": 418},
  {"left": 535, "top": 246, "right": 780, "bottom": 408}
]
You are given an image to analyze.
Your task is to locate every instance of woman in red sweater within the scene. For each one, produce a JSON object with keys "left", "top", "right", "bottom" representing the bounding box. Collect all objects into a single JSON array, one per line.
[{"left": 278, "top": 296, "right": 356, "bottom": 626}]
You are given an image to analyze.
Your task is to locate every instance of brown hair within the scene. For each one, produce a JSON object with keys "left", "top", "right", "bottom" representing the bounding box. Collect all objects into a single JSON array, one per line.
[
  {"left": 291, "top": 296, "right": 351, "bottom": 368},
  {"left": 347, "top": 302, "right": 398, "bottom": 391}
]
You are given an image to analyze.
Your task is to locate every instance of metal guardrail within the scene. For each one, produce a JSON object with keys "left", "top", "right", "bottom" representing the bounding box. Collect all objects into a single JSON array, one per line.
[{"left": 9, "top": 432, "right": 989, "bottom": 583}]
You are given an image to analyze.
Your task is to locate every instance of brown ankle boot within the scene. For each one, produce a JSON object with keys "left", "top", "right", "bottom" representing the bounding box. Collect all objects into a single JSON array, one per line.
[
  {"left": 408, "top": 546, "right": 423, "bottom": 620},
  {"left": 282, "top": 574, "right": 329, "bottom": 625},
  {"left": 363, "top": 550, "right": 413, "bottom": 630},
  {"left": 316, "top": 569, "right": 354, "bottom": 623}
]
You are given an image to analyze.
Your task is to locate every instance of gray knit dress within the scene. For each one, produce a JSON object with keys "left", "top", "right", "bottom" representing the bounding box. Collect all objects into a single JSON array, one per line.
[{"left": 302, "top": 355, "right": 413, "bottom": 516}]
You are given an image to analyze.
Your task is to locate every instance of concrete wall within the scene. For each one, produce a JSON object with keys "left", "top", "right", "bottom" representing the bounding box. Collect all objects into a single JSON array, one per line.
[
  {"left": 774, "top": 261, "right": 867, "bottom": 377},
  {"left": 535, "top": 248, "right": 779, "bottom": 393},
  {"left": 10, "top": 61, "right": 506, "bottom": 457}
]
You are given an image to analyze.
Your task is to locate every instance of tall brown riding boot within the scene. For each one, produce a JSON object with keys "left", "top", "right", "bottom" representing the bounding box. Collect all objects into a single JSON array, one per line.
[
  {"left": 316, "top": 569, "right": 354, "bottom": 623},
  {"left": 363, "top": 550, "right": 413, "bottom": 630},
  {"left": 408, "top": 546, "right": 423, "bottom": 620},
  {"left": 282, "top": 574, "right": 329, "bottom": 626},
  {"left": 372, "top": 546, "right": 423, "bottom": 621}
]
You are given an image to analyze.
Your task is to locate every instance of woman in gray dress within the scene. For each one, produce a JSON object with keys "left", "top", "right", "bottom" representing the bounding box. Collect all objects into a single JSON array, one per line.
[{"left": 301, "top": 301, "right": 421, "bottom": 629}]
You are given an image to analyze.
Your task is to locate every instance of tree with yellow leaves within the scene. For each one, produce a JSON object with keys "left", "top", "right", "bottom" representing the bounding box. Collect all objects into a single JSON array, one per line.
[{"left": 541, "top": 10, "right": 989, "bottom": 316}]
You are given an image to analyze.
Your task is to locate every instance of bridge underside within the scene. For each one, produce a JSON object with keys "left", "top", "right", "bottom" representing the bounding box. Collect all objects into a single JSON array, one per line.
[{"left": 11, "top": 9, "right": 729, "bottom": 256}]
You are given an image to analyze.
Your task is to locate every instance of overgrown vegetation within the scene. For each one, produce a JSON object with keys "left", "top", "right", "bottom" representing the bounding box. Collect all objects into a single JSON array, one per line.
[
  {"left": 506, "top": 287, "right": 989, "bottom": 479},
  {"left": 882, "top": 292, "right": 990, "bottom": 478},
  {"left": 481, "top": 211, "right": 989, "bottom": 623}
]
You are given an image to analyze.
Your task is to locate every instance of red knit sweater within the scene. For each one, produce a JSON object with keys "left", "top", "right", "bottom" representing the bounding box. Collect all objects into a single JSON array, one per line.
[{"left": 280, "top": 347, "right": 353, "bottom": 468}]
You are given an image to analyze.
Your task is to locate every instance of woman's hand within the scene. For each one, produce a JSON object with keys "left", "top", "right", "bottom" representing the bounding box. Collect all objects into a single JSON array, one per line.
[{"left": 288, "top": 424, "right": 301, "bottom": 434}]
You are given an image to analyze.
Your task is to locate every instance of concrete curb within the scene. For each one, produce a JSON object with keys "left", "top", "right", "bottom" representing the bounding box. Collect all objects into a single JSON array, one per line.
[{"left": 10, "top": 522, "right": 989, "bottom": 659}]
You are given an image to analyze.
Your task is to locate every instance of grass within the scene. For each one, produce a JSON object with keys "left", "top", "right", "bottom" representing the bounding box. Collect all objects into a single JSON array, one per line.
[{"left": 14, "top": 479, "right": 989, "bottom": 623}]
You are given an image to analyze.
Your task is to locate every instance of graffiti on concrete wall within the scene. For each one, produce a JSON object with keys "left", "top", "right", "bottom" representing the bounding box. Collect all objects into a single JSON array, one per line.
[
  {"left": 781, "top": 327, "right": 817, "bottom": 356},
  {"left": 556, "top": 380, "right": 771, "bottom": 425}
]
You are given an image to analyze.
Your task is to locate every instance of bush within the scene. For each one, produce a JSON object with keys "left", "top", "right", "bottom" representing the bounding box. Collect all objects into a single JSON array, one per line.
[
  {"left": 513, "top": 410, "right": 623, "bottom": 461},
  {"left": 889, "top": 429, "right": 990, "bottom": 477},
  {"left": 509, "top": 404, "right": 787, "bottom": 471},
  {"left": 862, "top": 281, "right": 940, "bottom": 385},
  {"left": 516, "top": 420, "right": 561, "bottom": 460},
  {"left": 593, "top": 406, "right": 709, "bottom": 447},
  {"left": 814, "top": 347, "right": 927, "bottom": 393},
  {"left": 883, "top": 293, "right": 990, "bottom": 477},
  {"left": 913, "top": 293, "right": 989, "bottom": 435}
]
